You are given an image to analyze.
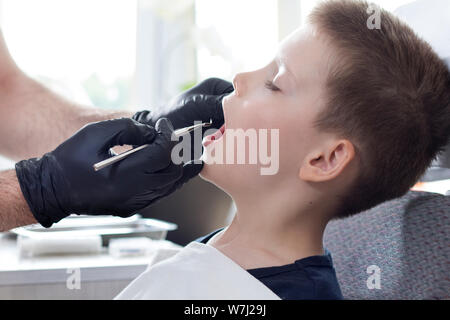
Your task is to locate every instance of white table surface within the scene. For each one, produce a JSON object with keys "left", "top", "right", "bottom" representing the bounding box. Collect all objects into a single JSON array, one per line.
[{"left": 0, "top": 233, "right": 181, "bottom": 286}]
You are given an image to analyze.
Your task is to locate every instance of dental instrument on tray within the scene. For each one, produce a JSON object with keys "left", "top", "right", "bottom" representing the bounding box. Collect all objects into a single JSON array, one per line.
[{"left": 93, "top": 120, "right": 212, "bottom": 171}]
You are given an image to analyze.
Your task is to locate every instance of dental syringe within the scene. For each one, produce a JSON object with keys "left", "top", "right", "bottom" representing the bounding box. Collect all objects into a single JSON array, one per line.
[{"left": 93, "top": 120, "right": 212, "bottom": 171}]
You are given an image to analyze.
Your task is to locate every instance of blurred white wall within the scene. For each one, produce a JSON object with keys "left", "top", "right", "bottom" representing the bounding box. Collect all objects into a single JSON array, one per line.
[
  {"left": 194, "top": 0, "right": 280, "bottom": 81},
  {"left": 136, "top": 0, "right": 197, "bottom": 109},
  {"left": 0, "top": 0, "right": 137, "bottom": 107}
]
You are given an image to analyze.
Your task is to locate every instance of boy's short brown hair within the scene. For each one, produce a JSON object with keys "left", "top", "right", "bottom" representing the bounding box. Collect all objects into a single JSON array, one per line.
[{"left": 308, "top": 0, "right": 450, "bottom": 219}]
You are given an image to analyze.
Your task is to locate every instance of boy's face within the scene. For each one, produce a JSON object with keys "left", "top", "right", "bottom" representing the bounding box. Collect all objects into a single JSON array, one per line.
[{"left": 200, "top": 25, "right": 337, "bottom": 195}]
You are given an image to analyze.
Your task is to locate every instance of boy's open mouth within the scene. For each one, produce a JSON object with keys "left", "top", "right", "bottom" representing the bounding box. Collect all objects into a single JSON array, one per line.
[{"left": 202, "top": 123, "right": 226, "bottom": 148}]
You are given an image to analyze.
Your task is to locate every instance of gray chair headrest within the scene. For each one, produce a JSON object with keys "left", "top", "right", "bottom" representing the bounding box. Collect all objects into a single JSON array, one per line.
[{"left": 324, "top": 190, "right": 449, "bottom": 299}]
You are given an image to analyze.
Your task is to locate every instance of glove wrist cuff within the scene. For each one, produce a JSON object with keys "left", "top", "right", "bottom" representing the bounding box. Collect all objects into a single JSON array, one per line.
[{"left": 15, "top": 155, "right": 68, "bottom": 228}]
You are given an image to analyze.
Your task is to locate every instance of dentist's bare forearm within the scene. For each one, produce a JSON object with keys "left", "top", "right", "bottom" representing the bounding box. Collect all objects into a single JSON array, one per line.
[
  {"left": 0, "top": 169, "right": 36, "bottom": 231},
  {"left": 0, "top": 72, "right": 133, "bottom": 161}
]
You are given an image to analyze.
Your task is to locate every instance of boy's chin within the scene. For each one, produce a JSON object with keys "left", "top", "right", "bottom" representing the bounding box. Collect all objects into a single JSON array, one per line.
[
  {"left": 198, "top": 160, "right": 260, "bottom": 197},
  {"left": 198, "top": 160, "right": 233, "bottom": 194},
  {"left": 198, "top": 160, "right": 218, "bottom": 183}
]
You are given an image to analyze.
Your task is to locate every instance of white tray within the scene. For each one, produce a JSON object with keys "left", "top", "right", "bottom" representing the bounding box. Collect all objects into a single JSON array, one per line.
[{"left": 9, "top": 214, "right": 177, "bottom": 246}]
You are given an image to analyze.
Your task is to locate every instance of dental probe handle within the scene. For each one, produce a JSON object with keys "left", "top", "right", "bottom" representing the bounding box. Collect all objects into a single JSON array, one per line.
[
  {"left": 93, "top": 121, "right": 211, "bottom": 171},
  {"left": 93, "top": 144, "right": 149, "bottom": 171}
]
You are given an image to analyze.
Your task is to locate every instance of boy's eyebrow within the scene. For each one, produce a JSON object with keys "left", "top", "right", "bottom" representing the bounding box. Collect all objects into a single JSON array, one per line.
[{"left": 276, "top": 55, "right": 297, "bottom": 87}]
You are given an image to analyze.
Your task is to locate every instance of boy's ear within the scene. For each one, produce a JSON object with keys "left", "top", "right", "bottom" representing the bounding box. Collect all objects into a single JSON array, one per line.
[{"left": 299, "top": 139, "right": 355, "bottom": 182}]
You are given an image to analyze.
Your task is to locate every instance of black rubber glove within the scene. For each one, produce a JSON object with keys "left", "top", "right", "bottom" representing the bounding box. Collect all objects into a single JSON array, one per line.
[
  {"left": 15, "top": 117, "right": 188, "bottom": 228},
  {"left": 132, "top": 77, "right": 234, "bottom": 178}
]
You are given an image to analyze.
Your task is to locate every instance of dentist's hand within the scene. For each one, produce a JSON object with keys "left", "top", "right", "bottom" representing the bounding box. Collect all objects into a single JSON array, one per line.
[
  {"left": 133, "top": 77, "right": 234, "bottom": 131},
  {"left": 15, "top": 118, "right": 187, "bottom": 228},
  {"left": 132, "top": 77, "right": 234, "bottom": 178}
]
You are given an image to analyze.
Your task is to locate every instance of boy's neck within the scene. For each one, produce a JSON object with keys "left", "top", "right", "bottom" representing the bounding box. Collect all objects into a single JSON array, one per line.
[{"left": 207, "top": 193, "right": 329, "bottom": 270}]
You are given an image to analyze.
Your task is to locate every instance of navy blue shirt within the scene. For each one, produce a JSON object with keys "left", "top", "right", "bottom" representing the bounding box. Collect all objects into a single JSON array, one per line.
[{"left": 194, "top": 228, "right": 343, "bottom": 300}]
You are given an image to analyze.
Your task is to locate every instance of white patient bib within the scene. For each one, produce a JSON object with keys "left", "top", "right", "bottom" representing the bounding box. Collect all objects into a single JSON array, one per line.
[{"left": 114, "top": 241, "right": 281, "bottom": 300}]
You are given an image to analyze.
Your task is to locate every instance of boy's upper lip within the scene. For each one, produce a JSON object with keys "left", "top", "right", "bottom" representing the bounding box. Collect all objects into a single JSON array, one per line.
[
  {"left": 214, "top": 92, "right": 232, "bottom": 126},
  {"left": 221, "top": 93, "right": 232, "bottom": 128}
]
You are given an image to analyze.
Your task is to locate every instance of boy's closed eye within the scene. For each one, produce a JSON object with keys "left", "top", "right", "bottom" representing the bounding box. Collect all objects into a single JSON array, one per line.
[{"left": 264, "top": 80, "right": 281, "bottom": 92}]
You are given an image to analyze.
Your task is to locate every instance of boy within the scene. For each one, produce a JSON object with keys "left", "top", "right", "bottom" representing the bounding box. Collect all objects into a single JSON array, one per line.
[{"left": 116, "top": 0, "right": 450, "bottom": 300}]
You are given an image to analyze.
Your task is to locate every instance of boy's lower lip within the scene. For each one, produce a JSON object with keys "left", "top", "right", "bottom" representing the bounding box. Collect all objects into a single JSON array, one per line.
[{"left": 202, "top": 124, "right": 225, "bottom": 148}]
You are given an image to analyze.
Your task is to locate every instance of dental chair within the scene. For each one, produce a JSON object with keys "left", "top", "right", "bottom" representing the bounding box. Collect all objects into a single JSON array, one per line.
[
  {"left": 323, "top": 189, "right": 449, "bottom": 300},
  {"left": 324, "top": 113, "right": 450, "bottom": 299}
]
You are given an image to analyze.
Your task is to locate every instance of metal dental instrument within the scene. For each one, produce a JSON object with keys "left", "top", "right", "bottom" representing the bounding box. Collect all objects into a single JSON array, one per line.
[{"left": 93, "top": 120, "right": 212, "bottom": 171}]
